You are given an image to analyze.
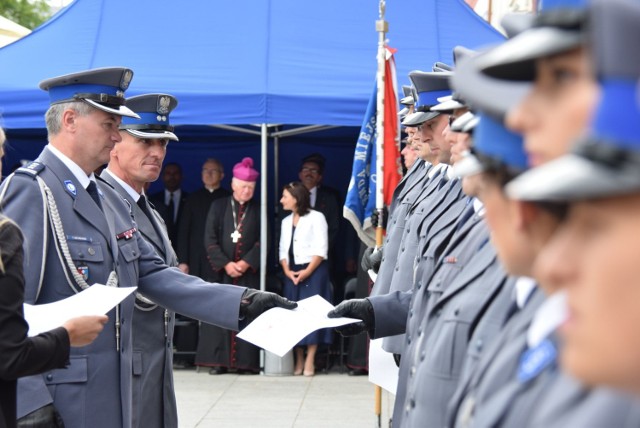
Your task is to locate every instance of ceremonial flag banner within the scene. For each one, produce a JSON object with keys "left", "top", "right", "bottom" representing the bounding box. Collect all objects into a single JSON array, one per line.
[{"left": 344, "top": 47, "right": 401, "bottom": 247}]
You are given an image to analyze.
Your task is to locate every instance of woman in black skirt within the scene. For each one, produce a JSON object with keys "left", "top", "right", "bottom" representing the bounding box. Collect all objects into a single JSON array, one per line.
[{"left": 279, "top": 182, "right": 332, "bottom": 376}]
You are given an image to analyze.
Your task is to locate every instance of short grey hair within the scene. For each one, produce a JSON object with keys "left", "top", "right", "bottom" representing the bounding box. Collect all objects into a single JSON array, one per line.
[{"left": 45, "top": 101, "right": 94, "bottom": 136}]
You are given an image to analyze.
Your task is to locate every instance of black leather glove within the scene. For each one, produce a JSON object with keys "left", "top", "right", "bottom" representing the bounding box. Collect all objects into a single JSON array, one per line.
[
  {"left": 239, "top": 289, "right": 297, "bottom": 325},
  {"left": 17, "top": 404, "right": 65, "bottom": 428},
  {"left": 361, "top": 246, "right": 383, "bottom": 273},
  {"left": 327, "top": 298, "right": 375, "bottom": 337},
  {"left": 371, "top": 206, "right": 389, "bottom": 230}
]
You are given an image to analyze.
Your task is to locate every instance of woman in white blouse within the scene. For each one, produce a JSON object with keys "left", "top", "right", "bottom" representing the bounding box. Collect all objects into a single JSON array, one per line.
[{"left": 279, "top": 182, "right": 332, "bottom": 376}]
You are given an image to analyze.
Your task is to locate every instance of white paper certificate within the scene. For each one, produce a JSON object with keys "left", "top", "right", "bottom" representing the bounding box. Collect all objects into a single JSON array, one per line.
[
  {"left": 237, "top": 295, "right": 359, "bottom": 357},
  {"left": 23, "top": 284, "right": 137, "bottom": 336}
]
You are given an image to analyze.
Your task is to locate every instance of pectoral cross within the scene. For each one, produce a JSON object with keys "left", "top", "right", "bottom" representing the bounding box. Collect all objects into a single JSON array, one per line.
[{"left": 230, "top": 230, "right": 242, "bottom": 243}]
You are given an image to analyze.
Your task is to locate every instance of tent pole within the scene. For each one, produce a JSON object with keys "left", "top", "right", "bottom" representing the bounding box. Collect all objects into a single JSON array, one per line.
[
  {"left": 260, "top": 123, "right": 268, "bottom": 293},
  {"left": 274, "top": 134, "right": 280, "bottom": 220}
]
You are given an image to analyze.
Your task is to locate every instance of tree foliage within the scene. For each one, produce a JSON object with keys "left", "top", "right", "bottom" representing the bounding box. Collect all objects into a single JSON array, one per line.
[{"left": 0, "top": 0, "right": 52, "bottom": 30}]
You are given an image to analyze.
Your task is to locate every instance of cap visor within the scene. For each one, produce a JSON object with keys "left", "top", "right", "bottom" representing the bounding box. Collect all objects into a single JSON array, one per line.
[
  {"left": 477, "top": 27, "right": 582, "bottom": 81},
  {"left": 400, "top": 95, "right": 415, "bottom": 105},
  {"left": 452, "top": 153, "right": 485, "bottom": 178},
  {"left": 401, "top": 111, "right": 439, "bottom": 126},
  {"left": 452, "top": 54, "right": 531, "bottom": 120},
  {"left": 506, "top": 153, "right": 640, "bottom": 201},
  {"left": 431, "top": 98, "right": 465, "bottom": 112},
  {"left": 125, "top": 129, "right": 179, "bottom": 141},
  {"left": 84, "top": 99, "right": 140, "bottom": 119}
]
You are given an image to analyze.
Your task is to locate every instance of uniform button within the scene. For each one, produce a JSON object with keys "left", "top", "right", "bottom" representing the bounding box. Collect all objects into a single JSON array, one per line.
[
  {"left": 121, "top": 318, "right": 125, "bottom": 325},
  {"left": 410, "top": 399, "right": 416, "bottom": 408},
  {"left": 475, "top": 340, "right": 483, "bottom": 352},
  {"left": 416, "top": 282, "right": 421, "bottom": 290},
  {"left": 88, "top": 247, "right": 96, "bottom": 256},
  {"left": 454, "top": 309, "right": 460, "bottom": 316},
  {"left": 79, "top": 253, "right": 85, "bottom": 259},
  {"left": 436, "top": 309, "right": 442, "bottom": 317},
  {"left": 395, "top": 267, "right": 399, "bottom": 271},
  {"left": 409, "top": 310, "right": 413, "bottom": 317},
  {"left": 401, "top": 247, "right": 405, "bottom": 252},
  {"left": 407, "top": 337, "right": 411, "bottom": 345},
  {"left": 132, "top": 251, "right": 137, "bottom": 256},
  {"left": 410, "top": 366, "right": 416, "bottom": 376},
  {"left": 46, "top": 374, "right": 53, "bottom": 381},
  {"left": 420, "top": 350, "right": 426, "bottom": 361}
]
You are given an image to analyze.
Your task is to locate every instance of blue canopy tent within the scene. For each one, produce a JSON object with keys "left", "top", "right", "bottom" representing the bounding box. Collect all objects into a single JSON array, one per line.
[{"left": 0, "top": 0, "right": 503, "bottom": 287}]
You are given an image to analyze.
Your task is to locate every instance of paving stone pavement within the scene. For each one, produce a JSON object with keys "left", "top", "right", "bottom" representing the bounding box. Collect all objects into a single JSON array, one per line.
[{"left": 173, "top": 368, "right": 394, "bottom": 428}]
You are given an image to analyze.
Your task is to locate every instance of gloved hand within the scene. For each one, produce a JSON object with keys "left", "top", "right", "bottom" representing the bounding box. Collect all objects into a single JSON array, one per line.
[
  {"left": 327, "top": 298, "right": 375, "bottom": 337},
  {"left": 239, "top": 289, "right": 297, "bottom": 325},
  {"left": 361, "top": 246, "right": 383, "bottom": 273},
  {"left": 371, "top": 206, "right": 389, "bottom": 230}
]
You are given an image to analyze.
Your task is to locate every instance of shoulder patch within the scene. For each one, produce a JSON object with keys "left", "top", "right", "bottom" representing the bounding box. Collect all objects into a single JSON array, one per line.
[{"left": 15, "top": 161, "right": 45, "bottom": 178}]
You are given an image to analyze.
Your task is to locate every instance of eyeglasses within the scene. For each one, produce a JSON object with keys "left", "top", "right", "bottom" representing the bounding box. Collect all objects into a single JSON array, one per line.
[{"left": 300, "top": 167, "right": 320, "bottom": 174}]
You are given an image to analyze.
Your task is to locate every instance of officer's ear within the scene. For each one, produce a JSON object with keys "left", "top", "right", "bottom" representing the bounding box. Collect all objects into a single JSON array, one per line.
[{"left": 62, "top": 108, "right": 78, "bottom": 131}]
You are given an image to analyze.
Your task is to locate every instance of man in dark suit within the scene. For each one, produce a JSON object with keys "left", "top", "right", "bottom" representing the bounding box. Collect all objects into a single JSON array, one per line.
[
  {"left": 101, "top": 93, "right": 181, "bottom": 428},
  {"left": 150, "top": 162, "right": 188, "bottom": 251}
]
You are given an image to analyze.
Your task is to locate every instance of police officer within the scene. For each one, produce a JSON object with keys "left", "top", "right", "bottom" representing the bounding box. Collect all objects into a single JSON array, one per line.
[
  {"left": 508, "top": 0, "right": 640, "bottom": 403},
  {"left": 100, "top": 93, "right": 180, "bottom": 427},
  {"left": 0, "top": 67, "right": 296, "bottom": 428},
  {"left": 445, "top": 1, "right": 640, "bottom": 426}
]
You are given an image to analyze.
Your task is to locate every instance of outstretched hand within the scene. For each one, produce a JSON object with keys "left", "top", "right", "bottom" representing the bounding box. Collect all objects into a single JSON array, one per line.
[
  {"left": 240, "top": 289, "right": 298, "bottom": 325},
  {"left": 327, "top": 298, "right": 375, "bottom": 337}
]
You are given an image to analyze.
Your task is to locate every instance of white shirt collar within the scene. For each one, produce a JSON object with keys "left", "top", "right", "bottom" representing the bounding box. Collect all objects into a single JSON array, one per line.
[
  {"left": 427, "top": 162, "right": 447, "bottom": 179},
  {"left": 527, "top": 290, "right": 569, "bottom": 348},
  {"left": 47, "top": 144, "right": 94, "bottom": 189},
  {"left": 103, "top": 168, "right": 141, "bottom": 201},
  {"left": 514, "top": 276, "right": 537, "bottom": 309},
  {"left": 165, "top": 188, "right": 181, "bottom": 204},
  {"left": 472, "top": 198, "right": 485, "bottom": 217}
]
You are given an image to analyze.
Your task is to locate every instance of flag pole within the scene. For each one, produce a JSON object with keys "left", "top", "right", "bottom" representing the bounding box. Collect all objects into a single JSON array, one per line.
[{"left": 374, "top": 0, "right": 387, "bottom": 426}]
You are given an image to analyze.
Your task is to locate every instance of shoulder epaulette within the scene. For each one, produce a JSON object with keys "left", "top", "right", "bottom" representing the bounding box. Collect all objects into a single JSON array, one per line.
[{"left": 15, "top": 161, "right": 45, "bottom": 178}]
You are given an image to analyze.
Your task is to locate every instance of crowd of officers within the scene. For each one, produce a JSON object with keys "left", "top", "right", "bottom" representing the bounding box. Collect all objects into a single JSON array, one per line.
[
  {"left": 328, "top": 0, "right": 640, "bottom": 426},
  {"left": 3, "top": 0, "right": 640, "bottom": 426}
]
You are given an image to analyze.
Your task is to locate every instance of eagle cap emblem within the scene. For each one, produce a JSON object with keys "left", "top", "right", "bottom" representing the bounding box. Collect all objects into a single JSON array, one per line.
[{"left": 157, "top": 96, "right": 170, "bottom": 115}]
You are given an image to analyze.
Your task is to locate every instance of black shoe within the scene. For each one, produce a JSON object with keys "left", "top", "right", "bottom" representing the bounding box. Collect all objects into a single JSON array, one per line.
[
  {"left": 173, "top": 360, "right": 193, "bottom": 369},
  {"left": 236, "top": 369, "right": 258, "bottom": 375},
  {"left": 348, "top": 368, "right": 368, "bottom": 376},
  {"left": 209, "top": 367, "right": 228, "bottom": 375}
]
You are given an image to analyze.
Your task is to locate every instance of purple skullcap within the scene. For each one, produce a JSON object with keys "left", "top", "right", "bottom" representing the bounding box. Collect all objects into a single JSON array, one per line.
[{"left": 233, "top": 157, "right": 259, "bottom": 182}]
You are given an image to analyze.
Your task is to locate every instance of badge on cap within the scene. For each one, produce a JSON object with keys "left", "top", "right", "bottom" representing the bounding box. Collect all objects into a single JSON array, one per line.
[
  {"left": 157, "top": 96, "right": 171, "bottom": 115},
  {"left": 64, "top": 180, "right": 77, "bottom": 196},
  {"left": 120, "top": 70, "right": 133, "bottom": 91},
  {"left": 517, "top": 339, "right": 557, "bottom": 383}
]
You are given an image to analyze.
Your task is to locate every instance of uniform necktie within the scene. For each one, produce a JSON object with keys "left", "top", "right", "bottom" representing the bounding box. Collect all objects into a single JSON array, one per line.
[
  {"left": 137, "top": 195, "right": 153, "bottom": 220},
  {"left": 86, "top": 181, "right": 102, "bottom": 211},
  {"left": 168, "top": 191, "right": 175, "bottom": 223}
]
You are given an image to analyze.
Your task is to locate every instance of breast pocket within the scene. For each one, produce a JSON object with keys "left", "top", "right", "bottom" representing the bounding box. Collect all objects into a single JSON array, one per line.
[
  {"left": 118, "top": 240, "right": 141, "bottom": 284},
  {"left": 67, "top": 240, "right": 105, "bottom": 264},
  {"left": 426, "top": 314, "right": 470, "bottom": 379}
]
